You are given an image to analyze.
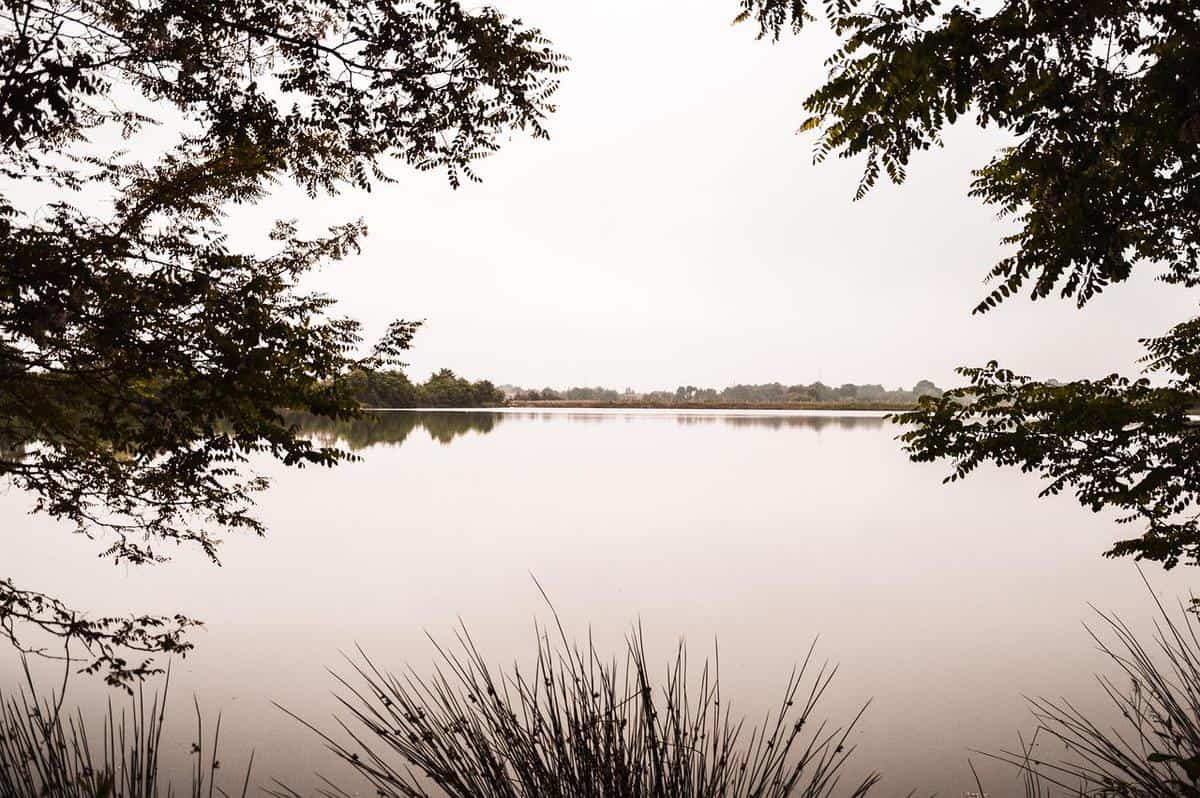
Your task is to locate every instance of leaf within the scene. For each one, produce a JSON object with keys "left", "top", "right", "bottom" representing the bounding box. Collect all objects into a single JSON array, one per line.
[{"left": 796, "top": 116, "right": 823, "bottom": 133}]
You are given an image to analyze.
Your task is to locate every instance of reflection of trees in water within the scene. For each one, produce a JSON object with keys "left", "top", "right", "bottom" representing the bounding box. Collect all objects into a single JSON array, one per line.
[
  {"left": 421, "top": 412, "right": 503, "bottom": 444},
  {"left": 288, "top": 411, "right": 886, "bottom": 452},
  {"left": 714, "top": 414, "right": 887, "bottom": 431},
  {"left": 289, "top": 411, "right": 503, "bottom": 451},
  {"left": 498, "top": 412, "right": 887, "bottom": 431}
]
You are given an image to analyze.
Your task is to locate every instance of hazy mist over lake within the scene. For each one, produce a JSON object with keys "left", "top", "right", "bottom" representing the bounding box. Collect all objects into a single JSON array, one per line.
[
  {"left": 5, "top": 0, "right": 1198, "bottom": 796},
  {"left": 3, "top": 410, "right": 1191, "bottom": 796}
]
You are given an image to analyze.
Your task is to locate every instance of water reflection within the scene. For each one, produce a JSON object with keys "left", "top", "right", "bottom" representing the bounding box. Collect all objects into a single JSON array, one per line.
[
  {"left": 674, "top": 413, "right": 887, "bottom": 431},
  {"left": 292, "top": 410, "right": 888, "bottom": 451},
  {"left": 290, "top": 410, "right": 504, "bottom": 450},
  {"left": 4, "top": 405, "right": 1191, "bottom": 798}
]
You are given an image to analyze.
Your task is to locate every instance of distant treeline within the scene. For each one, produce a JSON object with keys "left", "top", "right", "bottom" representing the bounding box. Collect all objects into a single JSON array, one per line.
[
  {"left": 506, "top": 380, "right": 943, "bottom": 405},
  {"left": 345, "top": 372, "right": 945, "bottom": 408},
  {"left": 345, "top": 369, "right": 505, "bottom": 408}
]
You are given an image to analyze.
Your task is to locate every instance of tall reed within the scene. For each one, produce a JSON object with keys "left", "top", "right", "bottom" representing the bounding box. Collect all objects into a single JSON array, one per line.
[
  {"left": 277, "top": 611, "right": 881, "bottom": 798},
  {"left": 987, "top": 578, "right": 1200, "bottom": 798},
  {"left": 0, "top": 665, "right": 252, "bottom": 798}
]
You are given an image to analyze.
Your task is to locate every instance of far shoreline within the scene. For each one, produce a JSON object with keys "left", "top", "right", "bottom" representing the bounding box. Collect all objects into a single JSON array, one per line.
[{"left": 505, "top": 400, "right": 914, "bottom": 411}]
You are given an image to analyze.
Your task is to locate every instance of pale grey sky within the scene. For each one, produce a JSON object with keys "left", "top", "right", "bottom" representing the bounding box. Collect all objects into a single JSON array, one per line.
[{"left": 253, "top": 0, "right": 1195, "bottom": 391}]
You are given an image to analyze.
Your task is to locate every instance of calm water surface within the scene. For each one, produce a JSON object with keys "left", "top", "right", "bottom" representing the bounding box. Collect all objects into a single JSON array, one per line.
[{"left": 2, "top": 410, "right": 1194, "bottom": 796}]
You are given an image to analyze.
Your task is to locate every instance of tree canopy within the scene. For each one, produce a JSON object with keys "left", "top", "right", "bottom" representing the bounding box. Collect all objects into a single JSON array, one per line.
[
  {"left": 740, "top": 0, "right": 1200, "bottom": 566},
  {"left": 344, "top": 366, "right": 505, "bottom": 407},
  {"left": 0, "top": 0, "right": 564, "bottom": 684}
]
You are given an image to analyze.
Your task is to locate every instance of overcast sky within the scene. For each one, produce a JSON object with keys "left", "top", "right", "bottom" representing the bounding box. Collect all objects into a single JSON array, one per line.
[{"left": 244, "top": 0, "right": 1196, "bottom": 391}]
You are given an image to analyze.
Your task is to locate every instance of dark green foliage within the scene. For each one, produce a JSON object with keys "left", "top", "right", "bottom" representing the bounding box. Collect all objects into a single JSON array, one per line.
[
  {"left": 733, "top": 0, "right": 811, "bottom": 41},
  {"left": 1, "top": 0, "right": 567, "bottom": 191},
  {"left": 0, "top": 580, "right": 199, "bottom": 690},
  {"left": 742, "top": 1, "right": 1200, "bottom": 306},
  {"left": 0, "top": 0, "right": 564, "bottom": 682},
  {"left": 342, "top": 367, "right": 504, "bottom": 407},
  {"left": 344, "top": 369, "right": 424, "bottom": 409},
  {"left": 277, "top": 612, "right": 879, "bottom": 798},
  {"left": 419, "top": 368, "right": 507, "bottom": 408},
  {"left": 741, "top": 0, "right": 1200, "bottom": 567},
  {"left": 895, "top": 342, "right": 1200, "bottom": 567}
]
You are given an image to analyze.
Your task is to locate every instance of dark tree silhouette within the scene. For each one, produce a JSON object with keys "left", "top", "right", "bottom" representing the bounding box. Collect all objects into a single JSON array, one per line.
[
  {"left": 741, "top": 0, "right": 1200, "bottom": 567},
  {"left": 0, "top": 0, "right": 564, "bottom": 684}
]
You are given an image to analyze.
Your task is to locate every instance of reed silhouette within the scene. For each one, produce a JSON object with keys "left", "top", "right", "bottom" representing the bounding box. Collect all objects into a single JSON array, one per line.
[
  {"left": 0, "top": 665, "right": 251, "bottom": 798},
  {"left": 274, "top": 599, "right": 879, "bottom": 798},
  {"left": 983, "top": 577, "right": 1200, "bottom": 798}
]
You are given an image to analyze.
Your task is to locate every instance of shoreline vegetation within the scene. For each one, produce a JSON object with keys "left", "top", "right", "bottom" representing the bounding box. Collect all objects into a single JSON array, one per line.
[
  {"left": 501, "top": 399, "right": 916, "bottom": 411},
  {"left": 348, "top": 369, "right": 942, "bottom": 412}
]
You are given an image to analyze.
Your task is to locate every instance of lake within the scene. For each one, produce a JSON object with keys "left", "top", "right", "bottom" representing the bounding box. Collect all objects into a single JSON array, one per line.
[{"left": 2, "top": 409, "right": 1193, "bottom": 796}]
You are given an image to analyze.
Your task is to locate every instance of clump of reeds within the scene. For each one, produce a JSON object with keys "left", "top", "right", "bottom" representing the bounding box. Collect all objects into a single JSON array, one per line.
[
  {"left": 0, "top": 665, "right": 252, "bottom": 798},
  {"left": 278, "top": 610, "right": 880, "bottom": 798},
  {"left": 986, "top": 577, "right": 1200, "bottom": 798}
]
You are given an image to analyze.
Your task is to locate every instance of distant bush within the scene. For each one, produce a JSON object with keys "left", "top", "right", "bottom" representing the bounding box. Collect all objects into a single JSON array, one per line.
[
  {"left": 346, "top": 369, "right": 506, "bottom": 408},
  {"left": 513, "top": 387, "right": 563, "bottom": 401},
  {"left": 420, "top": 369, "right": 506, "bottom": 408},
  {"left": 344, "top": 369, "right": 422, "bottom": 408},
  {"left": 565, "top": 386, "right": 622, "bottom": 401},
  {"left": 507, "top": 380, "right": 944, "bottom": 405}
]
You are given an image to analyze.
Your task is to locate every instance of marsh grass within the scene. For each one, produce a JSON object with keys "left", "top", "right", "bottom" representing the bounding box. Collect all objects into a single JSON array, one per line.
[
  {"left": 0, "top": 664, "right": 252, "bottom": 798},
  {"left": 981, "top": 576, "right": 1200, "bottom": 798},
  {"left": 275, "top": 606, "right": 881, "bottom": 798}
]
